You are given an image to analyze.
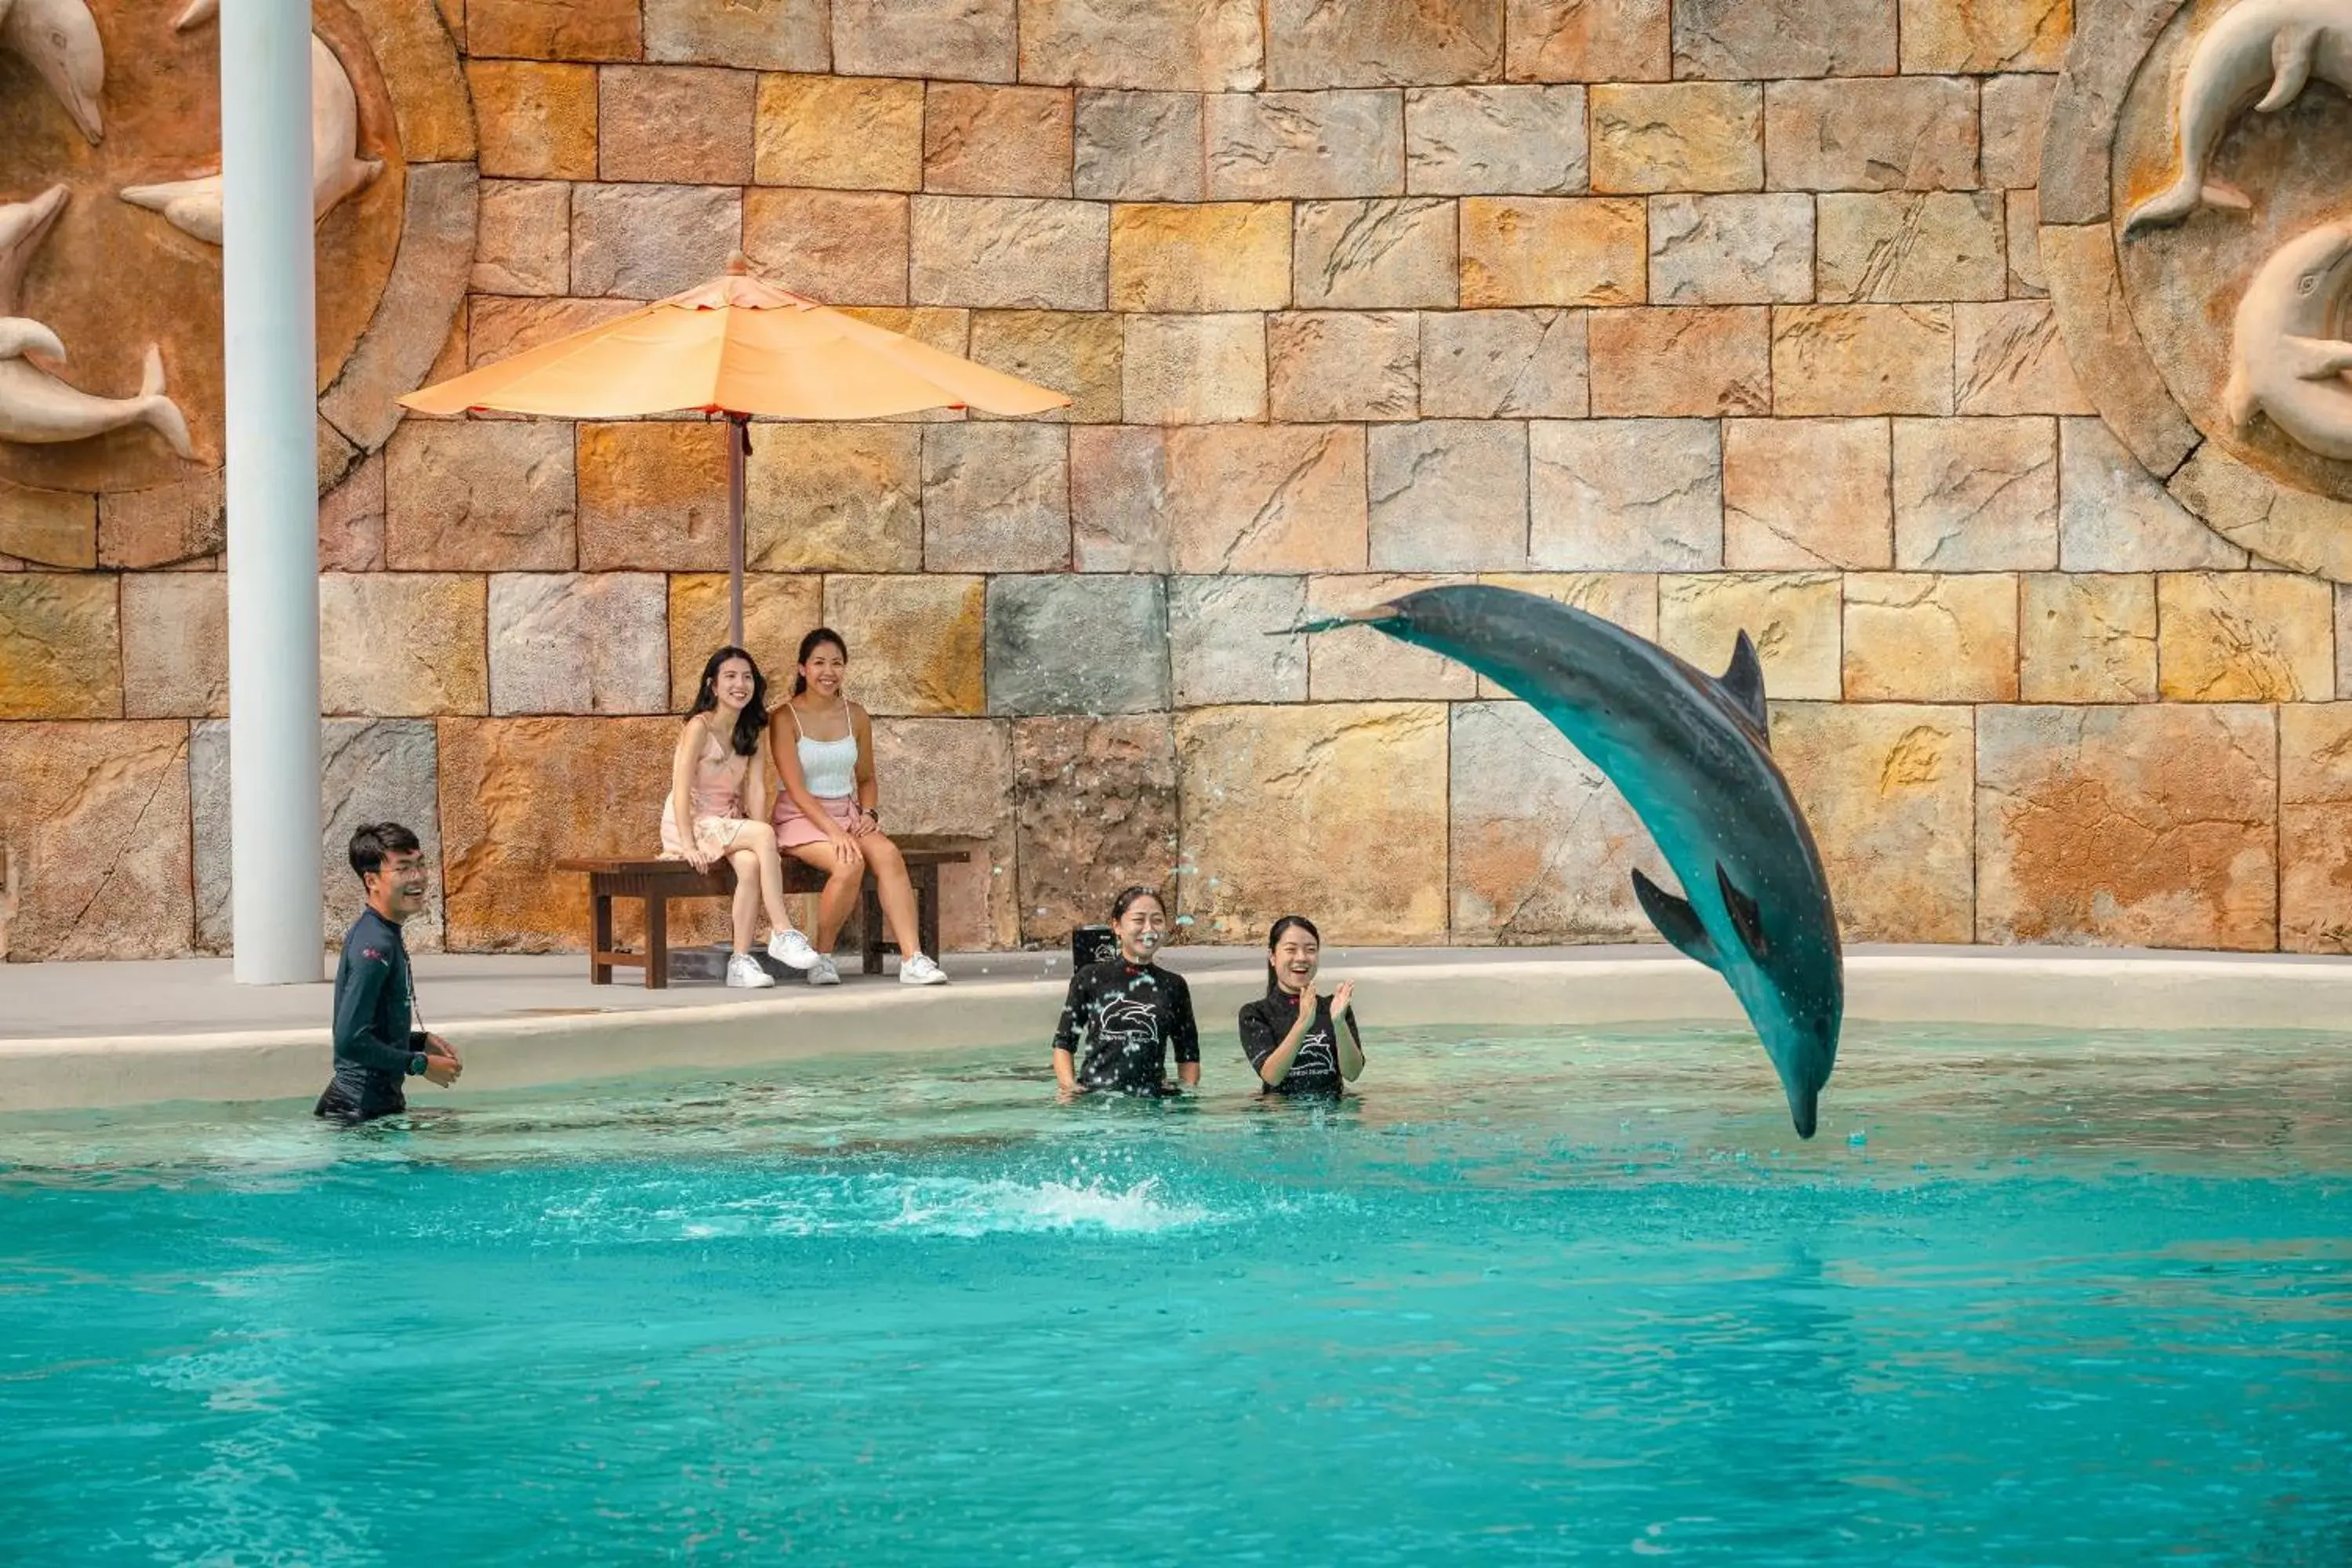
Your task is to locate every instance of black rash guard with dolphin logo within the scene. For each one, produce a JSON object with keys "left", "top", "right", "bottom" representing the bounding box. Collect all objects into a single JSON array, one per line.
[
  {"left": 1238, "top": 989, "right": 1361, "bottom": 1096},
  {"left": 1051, "top": 958, "right": 1200, "bottom": 1094}
]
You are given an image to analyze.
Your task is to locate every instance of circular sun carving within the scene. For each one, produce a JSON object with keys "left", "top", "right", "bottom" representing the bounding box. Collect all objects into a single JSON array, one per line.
[
  {"left": 0, "top": 0, "right": 474, "bottom": 564},
  {"left": 2042, "top": 0, "right": 2352, "bottom": 577}
]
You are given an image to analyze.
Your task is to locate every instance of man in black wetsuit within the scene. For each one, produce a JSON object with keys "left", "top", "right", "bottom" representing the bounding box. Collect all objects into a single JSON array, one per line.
[
  {"left": 314, "top": 822, "right": 460, "bottom": 1123},
  {"left": 1051, "top": 886, "right": 1200, "bottom": 1096}
]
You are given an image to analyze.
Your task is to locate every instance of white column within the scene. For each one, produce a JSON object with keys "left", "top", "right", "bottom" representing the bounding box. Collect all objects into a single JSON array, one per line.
[{"left": 222, "top": 0, "right": 322, "bottom": 984}]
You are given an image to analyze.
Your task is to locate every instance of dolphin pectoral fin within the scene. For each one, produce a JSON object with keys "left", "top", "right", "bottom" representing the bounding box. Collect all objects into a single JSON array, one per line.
[
  {"left": 2281, "top": 336, "right": 2352, "bottom": 381},
  {"left": 2257, "top": 26, "right": 2318, "bottom": 111},
  {"left": 1717, "top": 630, "right": 1770, "bottom": 744},
  {"left": 2200, "top": 180, "right": 2251, "bottom": 212},
  {"left": 1715, "top": 864, "right": 1770, "bottom": 961},
  {"left": 1632, "top": 869, "right": 1719, "bottom": 972}
]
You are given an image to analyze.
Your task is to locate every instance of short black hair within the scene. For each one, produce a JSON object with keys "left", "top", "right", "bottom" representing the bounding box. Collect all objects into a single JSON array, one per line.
[{"left": 348, "top": 822, "right": 423, "bottom": 884}]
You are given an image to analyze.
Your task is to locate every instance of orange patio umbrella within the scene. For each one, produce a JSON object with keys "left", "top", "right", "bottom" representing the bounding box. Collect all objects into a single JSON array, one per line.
[{"left": 399, "top": 255, "right": 1071, "bottom": 642}]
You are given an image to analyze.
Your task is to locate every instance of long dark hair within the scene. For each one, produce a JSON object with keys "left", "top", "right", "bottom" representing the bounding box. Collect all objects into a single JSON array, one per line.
[
  {"left": 688, "top": 646, "right": 768, "bottom": 757},
  {"left": 1265, "top": 913, "right": 1319, "bottom": 999},
  {"left": 791, "top": 626, "right": 848, "bottom": 696}
]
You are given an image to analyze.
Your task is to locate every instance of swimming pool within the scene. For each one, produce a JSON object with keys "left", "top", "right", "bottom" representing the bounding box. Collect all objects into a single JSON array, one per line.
[{"left": 3, "top": 1021, "right": 2347, "bottom": 1565}]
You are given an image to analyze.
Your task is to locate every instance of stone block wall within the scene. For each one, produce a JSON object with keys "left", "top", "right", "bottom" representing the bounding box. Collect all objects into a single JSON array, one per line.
[{"left": 5, "top": 0, "right": 2352, "bottom": 961}]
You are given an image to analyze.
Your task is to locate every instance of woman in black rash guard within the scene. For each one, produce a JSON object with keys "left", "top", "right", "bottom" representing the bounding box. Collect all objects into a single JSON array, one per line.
[
  {"left": 1238, "top": 915, "right": 1364, "bottom": 1096},
  {"left": 1051, "top": 886, "right": 1200, "bottom": 1098}
]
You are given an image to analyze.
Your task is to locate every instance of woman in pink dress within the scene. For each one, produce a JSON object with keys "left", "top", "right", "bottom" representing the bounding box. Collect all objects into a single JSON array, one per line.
[
  {"left": 766, "top": 629, "right": 947, "bottom": 988},
  {"left": 662, "top": 646, "right": 819, "bottom": 989}
]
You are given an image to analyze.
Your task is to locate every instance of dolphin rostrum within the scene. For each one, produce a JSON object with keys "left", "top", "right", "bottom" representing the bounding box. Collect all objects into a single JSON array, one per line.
[
  {"left": 2123, "top": 0, "right": 2352, "bottom": 233},
  {"left": 1301, "top": 584, "right": 1842, "bottom": 1138},
  {"left": 2224, "top": 218, "right": 2352, "bottom": 459},
  {"left": 0, "top": 0, "right": 104, "bottom": 143}
]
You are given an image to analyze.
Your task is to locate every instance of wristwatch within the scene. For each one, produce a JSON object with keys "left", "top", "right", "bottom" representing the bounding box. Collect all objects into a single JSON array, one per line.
[
  {"left": 861, "top": 805, "right": 880, "bottom": 823},
  {"left": 407, "top": 1051, "right": 427, "bottom": 1076}
]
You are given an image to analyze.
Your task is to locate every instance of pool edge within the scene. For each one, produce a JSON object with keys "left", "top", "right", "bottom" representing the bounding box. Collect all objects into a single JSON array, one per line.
[{"left": 3, "top": 952, "right": 2348, "bottom": 1114}]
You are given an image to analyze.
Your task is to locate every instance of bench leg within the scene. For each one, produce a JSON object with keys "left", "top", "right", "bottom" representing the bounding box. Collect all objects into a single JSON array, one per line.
[
  {"left": 590, "top": 891, "right": 614, "bottom": 985},
  {"left": 861, "top": 872, "right": 884, "bottom": 975},
  {"left": 915, "top": 864, "right": 941, "bottom": 967},
  {"left": 647, "top": 896, "right": 670, "bottom": 990}
]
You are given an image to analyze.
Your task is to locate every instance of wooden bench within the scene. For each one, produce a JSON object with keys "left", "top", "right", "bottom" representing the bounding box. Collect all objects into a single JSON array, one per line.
[{"left": 555, "top": 838, "right": 972, "bottom": 988}]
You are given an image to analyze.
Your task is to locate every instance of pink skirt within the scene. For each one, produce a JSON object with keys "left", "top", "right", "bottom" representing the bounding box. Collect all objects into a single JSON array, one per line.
[{"left": 773, "top": 793, "right": 858, "bottom": 850}]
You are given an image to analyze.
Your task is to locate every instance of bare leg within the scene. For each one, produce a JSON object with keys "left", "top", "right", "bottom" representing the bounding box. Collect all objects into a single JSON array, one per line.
[
  {"left": 859, "top": 833, "right": 926, "bottom": 959},
  {"left": 732, "top": 821, "right": 798, "bottom": 935},
  {"left": 786, "top": 840, "right": 862, "bottom": 950},
  {"left": 724, "top": 847, "right": 761, "bottom": 953}
]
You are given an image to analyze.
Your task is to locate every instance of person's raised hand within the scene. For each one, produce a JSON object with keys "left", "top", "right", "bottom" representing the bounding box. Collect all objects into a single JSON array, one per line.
[{"left": 1330, "top": 980, "right": 1353, "bottom": 1017}]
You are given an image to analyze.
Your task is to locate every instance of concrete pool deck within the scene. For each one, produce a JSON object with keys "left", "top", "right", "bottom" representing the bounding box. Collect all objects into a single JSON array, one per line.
[{"left": 2, "top": 943, "right": 2349, "bottom": 1113}]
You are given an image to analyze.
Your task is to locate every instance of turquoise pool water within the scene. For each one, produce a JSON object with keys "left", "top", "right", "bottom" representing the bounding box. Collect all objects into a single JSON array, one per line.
[{"left": 3, "top": 1021, "right": 2347, "bottom": 1565}]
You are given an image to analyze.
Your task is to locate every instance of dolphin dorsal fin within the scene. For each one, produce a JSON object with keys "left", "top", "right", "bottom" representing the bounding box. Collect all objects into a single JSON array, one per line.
[
  {"left": 1718, "top": 630, "right": 1770, "bottom": 744},
  {"left": 1632, "top": 869, "right": 1719, "bottom": 972},
  {"left": 1716, "top": 864, "right": 1769, "bottom": 960},
  {"left": 2259, "top": 24, "right": 2319, "bottom": 111}
]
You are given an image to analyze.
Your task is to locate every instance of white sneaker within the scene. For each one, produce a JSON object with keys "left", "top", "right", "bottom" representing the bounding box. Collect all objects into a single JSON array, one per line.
[
  {"left": 726, "top": 953, "right": 775, "bottom": 989},
  {"left": 768, "top": 928, "right": 818, "bottom": 971},
  {"left": 898, "top": 953, "right": 948, "bottom": 986},
  {"left": 807, "top": 954, "right": 840, "bottom": 986}
]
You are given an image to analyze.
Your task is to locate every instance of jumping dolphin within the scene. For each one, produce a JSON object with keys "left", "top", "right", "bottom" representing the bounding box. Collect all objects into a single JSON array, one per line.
[
  {"left": 118, "top": 25, "right": 380, "bottom": 246},
  {"left": 2224, "top": 219, "right": 2352, "bottom": 459},
  {"left": 0, "top": 182, "right": 67, "bottom": 316},
  {"left": 0, "top": 0, "right": 104, "bottom": 143},
  {"left": 1302, "top": 584, "right": 1843, "bottom": 1137},
  {"left": 2124, "top": 0, "right": 2352, "bottom": 233},
  {"left": 0, "top": 319, "right": 194, "bottom": 456}
]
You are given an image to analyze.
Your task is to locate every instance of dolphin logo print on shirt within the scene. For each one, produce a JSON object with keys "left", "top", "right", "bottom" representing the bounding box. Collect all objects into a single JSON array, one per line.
[{"left": 1095, "top": 993, "right": 1162, "bottom": 1066}]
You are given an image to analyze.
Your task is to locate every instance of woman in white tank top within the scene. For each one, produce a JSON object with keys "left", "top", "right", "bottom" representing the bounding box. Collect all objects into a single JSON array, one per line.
[{"left": 765, "top": 627, "right": 948, "bottom": 988}]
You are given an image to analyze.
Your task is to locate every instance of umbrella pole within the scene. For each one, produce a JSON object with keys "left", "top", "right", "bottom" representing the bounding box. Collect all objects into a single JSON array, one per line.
[{"left": 728, "top": 412, "right": 749, "bottom": 647}]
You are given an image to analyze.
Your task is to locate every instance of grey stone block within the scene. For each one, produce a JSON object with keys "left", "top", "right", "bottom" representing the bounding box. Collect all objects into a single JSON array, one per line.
[
  {"left": 987, "top": 574, "right": 1171, "bottom": 715},
  {"left": 193, "top": 719, "right": 445, "bottom": 953}
]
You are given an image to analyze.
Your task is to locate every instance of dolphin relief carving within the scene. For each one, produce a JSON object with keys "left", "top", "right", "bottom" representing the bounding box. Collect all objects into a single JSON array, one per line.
[
  {"left": 0, "top": 185, "right": 193, "bottom": 457},
  {"left": 0, "top": 0, "right": 103, "bottom": 143},
  {"left": 118, "top": 0, "right": 382, "bottom": 246},
  {"left": 1298, "top": 584, "right": 1843, "bottom": 1138},
  {"left": 2125, "top": 0, "right": 2352, "bottom": 233},
  {"left": 2226, "top": 218, "right": 2352, "bottom": 459}
]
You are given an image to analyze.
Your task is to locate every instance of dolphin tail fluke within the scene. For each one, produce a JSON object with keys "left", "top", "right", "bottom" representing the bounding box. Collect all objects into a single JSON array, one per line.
[
  {"left": 136, "top": 347, "right": 194, "bottom": 459},
  {"left": 1632, "top": 869, "right": 1719, "bottom": 972}
]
